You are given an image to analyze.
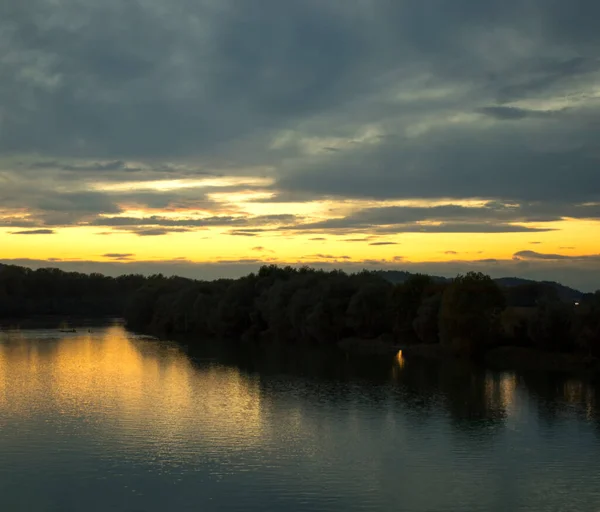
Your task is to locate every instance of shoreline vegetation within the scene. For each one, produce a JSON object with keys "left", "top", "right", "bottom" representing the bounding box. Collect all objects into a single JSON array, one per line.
[{"left": 1, "top": 263, "right": 599, "bottom": 375}]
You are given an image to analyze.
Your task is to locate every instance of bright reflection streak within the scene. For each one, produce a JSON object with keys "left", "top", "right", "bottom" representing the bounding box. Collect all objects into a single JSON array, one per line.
[
  {"left": 0, "top": 327, "right": 264, "bottom": 450},
  {"left": 396, "top": 350, "right": 405, "bottom": 369},
  {"left": 484, "top": 373, "right": 518, "bottom": 412}
]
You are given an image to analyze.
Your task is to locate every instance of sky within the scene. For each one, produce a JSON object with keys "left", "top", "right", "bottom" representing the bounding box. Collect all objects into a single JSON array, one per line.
[{"left": 1, "top": 0, "right": 600, "bottom": 291}]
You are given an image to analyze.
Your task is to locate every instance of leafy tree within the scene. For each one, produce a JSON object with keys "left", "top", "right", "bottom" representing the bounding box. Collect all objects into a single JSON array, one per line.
[
  {"left": 504, "top": 282, "right": 558, "bottom": 307},
  {"left": 573, "top": 291, "right": 600, "bottom": 356},
  {"left": 439, "top": 272, "right": 506, "bottom": 356},
  {"left": 528, "top": 298, "right": 574, "bottom": 353},
  {"left": 391, "top": 274, "right": 434, "bottom": 340},
  {"left": 412, "top": 292, "right": 443, "bottom": 344},
  {"left": 346, "top": 282, "right": 392, "bottom": 339}
]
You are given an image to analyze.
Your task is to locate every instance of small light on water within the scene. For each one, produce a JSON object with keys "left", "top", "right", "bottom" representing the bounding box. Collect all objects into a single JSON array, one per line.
[{"left": 396, "top": 350, "right": 405, "bottom": 368}]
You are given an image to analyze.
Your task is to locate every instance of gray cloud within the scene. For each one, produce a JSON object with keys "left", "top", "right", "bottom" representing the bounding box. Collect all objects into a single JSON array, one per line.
[
  {"left": 30, "top": 160, "right": 132, "bottom": 172},
  {"left": 228, "top": 231, "right": 260, "bottom": 237},
  {"left": 289, "top": 204, "right": 532, "bottom": 230},
  {"left": 133, "top": 228, "right": 190, "bottom": 237},
  {"left": 10, "top": 229, "right": 55, "bottom": 235},
  {"left": 302, "top": 254, "right": 352, "bottom": 260},
  {"left": 514, "top": 250, "right": 600, "bottom": 261},
  {"left": 90, "top": 214, "right": 297, "bottom": 229},
  {"left": 378, "top": 223, "right": 552, "bottom": 234},
  {"left": 514, "top": 250, "right": 572, "bottom": 260},
  {"left": 102, "top": 253, "right": 135, "bottom": 260},
  {"left": 1, "top": 0, "right": 600, "bottom": 284},
  {"left": 215, "top": 259, "right": 262, "bottom": 264},
  {"left": 1, "top": 1, "right": 598, "bottom": 163},
  {"left": 20, "top": 159, "right": 223, "bottom": 184},
  {"left": 289, "top": 218, "right": 554, "bottom": 235},
  {"left": 278, "top": 126, "right": 600, "bottom": 202},
  {"left": 476, "top": 106, "right": 563, "bottom": 120},
  {"left": 96, "top": 227, "right": 191, "bottom": 236},
  {"left": 0, "top": 185, "right": 121, "bottom": 218},
  {"left": 369, "top": 242, "right": 398, "bottom": 246},
  {"left": 280, "top": 201, "right": 600, "bottom": 234}
]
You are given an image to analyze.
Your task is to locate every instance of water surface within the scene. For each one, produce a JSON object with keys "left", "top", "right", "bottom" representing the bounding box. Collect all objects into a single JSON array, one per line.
[{"left": 1, "top": 325, "right": 599, "bottom": 511}]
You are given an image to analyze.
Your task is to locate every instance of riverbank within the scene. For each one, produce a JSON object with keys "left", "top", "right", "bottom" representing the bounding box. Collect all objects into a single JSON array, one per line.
[
  {"left": 337, "top": 336, "right": 403, "bottom": 355},
  {"left": 401, "top": 343, "right": 600, "bottom": 375},
  {"left": 336, "top": 336, "right": 600, "bottom": 376},
  {"left": 483, "top": 346, "right": 600, "bottom": 374},
  {"left": 0, "top": 315, "right": 124, "bottom": 330}
]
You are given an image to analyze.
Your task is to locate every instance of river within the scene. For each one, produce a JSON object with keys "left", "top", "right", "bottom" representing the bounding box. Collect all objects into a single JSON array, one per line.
[{"left": 1, "top": 324, "right": 599, "bottom": 511}]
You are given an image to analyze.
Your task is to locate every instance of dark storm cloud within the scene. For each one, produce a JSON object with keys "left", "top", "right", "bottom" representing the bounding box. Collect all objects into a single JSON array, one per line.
[{"left": 1, "top": 0, "right": 600, "bottom": 229}]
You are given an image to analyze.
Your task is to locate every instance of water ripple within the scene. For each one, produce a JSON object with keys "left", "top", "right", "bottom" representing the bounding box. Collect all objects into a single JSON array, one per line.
[{"left": 1, "top": 326, "right": 600, "bottom": 512}]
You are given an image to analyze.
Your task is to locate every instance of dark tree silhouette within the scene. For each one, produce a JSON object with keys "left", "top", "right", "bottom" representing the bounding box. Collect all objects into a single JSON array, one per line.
[{"left": 1, "top": 263, "right": 595, "bottom": 362}]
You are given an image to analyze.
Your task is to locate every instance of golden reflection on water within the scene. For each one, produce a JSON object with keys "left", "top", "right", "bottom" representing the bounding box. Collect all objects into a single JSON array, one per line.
[
  {"left": 0, "top": 326, "right": 264, "bottom": 449},
  {"left": 396, "top": 350, "right": 405, "bottom": 369},
  {"left": 484, "top": 373, "right": 518, "bottom": 412}
]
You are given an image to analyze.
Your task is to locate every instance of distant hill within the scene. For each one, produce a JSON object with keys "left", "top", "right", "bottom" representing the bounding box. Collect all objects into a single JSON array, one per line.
[
  {"left": 493, "top": 277, "right": 583, "bottom": 302},
  {"left": 375, "top": 271, "right": 583, "bottom": 302},
  {"left": 376, "top": 270, "right": 449, "bottom": 285}
]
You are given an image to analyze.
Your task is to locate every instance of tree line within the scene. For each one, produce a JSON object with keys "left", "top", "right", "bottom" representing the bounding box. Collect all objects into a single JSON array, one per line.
[
  {"left": 1, "top": 263, "right": 598, "bottom": 358},
  {"left": 0, "top": 264, "right": 147, "bottom": 318},
  {"left": 123, "top": 264, "right": 600, "bottom": 358}
]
